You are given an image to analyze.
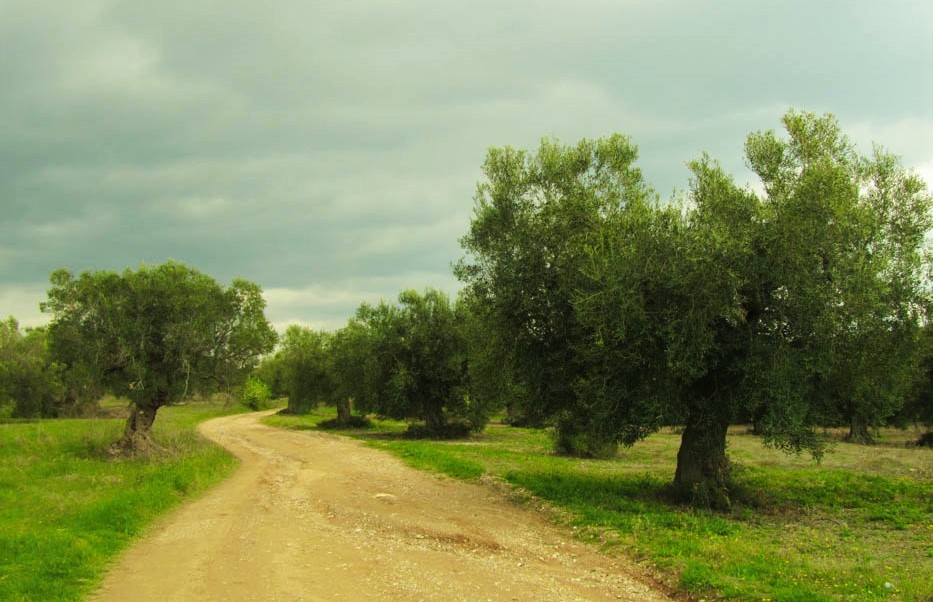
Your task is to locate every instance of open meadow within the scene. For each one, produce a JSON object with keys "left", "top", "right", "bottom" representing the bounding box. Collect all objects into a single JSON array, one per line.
[
  {"left": 267, "top": 410, "right": 933, "bottom": 602},
  {"left": 0, "top": 402, "right": 243, "bottom": 602}
]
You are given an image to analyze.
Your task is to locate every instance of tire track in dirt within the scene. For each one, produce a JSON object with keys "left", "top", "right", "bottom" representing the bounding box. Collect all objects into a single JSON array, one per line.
[{"left": 90, "top": 410, "right": 673, "bottom": 601}]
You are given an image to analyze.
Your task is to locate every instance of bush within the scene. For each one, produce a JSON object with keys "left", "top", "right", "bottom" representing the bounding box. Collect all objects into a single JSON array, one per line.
[{"left": 239, "top": 376, "right": 272, "bottom": 410}]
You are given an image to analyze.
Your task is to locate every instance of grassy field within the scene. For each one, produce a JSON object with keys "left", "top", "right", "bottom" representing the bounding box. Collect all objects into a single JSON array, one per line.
[
  {"left": 0, "top": 401, "right": 244, "bottom": 602},
  {"left": 266, "top": 410, "right": 933, "bottom": 602}
]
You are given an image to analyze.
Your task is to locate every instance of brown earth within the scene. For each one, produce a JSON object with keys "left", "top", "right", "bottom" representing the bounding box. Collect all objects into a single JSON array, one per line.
[{"left": 90, "top": 410, "right": 674, "bottom": 601}]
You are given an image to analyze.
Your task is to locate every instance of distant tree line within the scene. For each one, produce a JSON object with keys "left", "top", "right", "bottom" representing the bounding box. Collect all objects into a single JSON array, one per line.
[{"left": 258, "top": 288, "right": 496, "bottom": 437}]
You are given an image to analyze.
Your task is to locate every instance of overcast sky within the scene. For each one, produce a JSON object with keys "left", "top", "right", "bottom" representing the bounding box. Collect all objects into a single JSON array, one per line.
[{"left": 3, "top": 0, "right": 932, "bottom": 332}]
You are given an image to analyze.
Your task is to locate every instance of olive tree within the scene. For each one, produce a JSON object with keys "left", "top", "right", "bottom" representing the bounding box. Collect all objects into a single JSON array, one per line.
[
  {"left": 328, "top": 320, "right": 377, "bottom": 426},
  {"left": 896, "top": 322, "right": 933, "bottom": 445},
  {"left": 274, "top": 325, "right": 334, "bottom": 414},
  {"left": 460, "top": 111, "right": 930, "bottom": 507},
  {"left": 457, "top": 135, "right": 655, "bottom": 455},
  {"left": 347, "top": 289, "right": 483, "bottom": 435},
  {"left": 42, "top": 262, "right": 276, "bottom": 453},
  {"left": 580, "top": 111, "right": 930, "bottom": 506},
  {"left": 457, "top": 292, "right": 528, "bottom": 425}
]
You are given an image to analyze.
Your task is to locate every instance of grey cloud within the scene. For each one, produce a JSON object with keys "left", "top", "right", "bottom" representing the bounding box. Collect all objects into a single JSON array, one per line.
[{"left": 2, "top": 0, "right": 931, "bottom": 330}]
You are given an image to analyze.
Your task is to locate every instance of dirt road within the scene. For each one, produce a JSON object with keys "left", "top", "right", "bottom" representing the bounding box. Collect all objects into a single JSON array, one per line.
[{"left": 90, "top": 411, "right": 672, "bottom": 601}]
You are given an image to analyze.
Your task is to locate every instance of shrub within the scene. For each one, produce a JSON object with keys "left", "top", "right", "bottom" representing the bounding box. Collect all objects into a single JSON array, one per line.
[{"left": 239, "top": 376, "right": 272, "bottom": 410}]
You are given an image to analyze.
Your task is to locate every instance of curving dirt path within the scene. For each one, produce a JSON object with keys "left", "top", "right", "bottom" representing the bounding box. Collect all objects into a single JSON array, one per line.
[{"left": 90, "top": 410, "right": 673, "bottom": 601}]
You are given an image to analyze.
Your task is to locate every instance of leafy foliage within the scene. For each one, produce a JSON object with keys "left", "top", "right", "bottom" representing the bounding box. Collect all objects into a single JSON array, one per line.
[
  {"left": 459, "top": 111, "right": 931, "bottom": 506},
  {"left": 456, "top": 134, "right": 655, "bottom": 452},
  {"left": 0, "top": 318, "right": 62, "bottom": 419},
  {"left": 894, "top": 321, "right": 933, "bottom": 443},
  {"left": 42, "top": 261, "right": 276, "bottom": 451},
  {"left": 348, "top": 289, "right": 486, "bottom": 433},
  {"left": 272, "top": 326, "right": 334, "bottom": 414},
  {"left": 238, "top": 375, "right": 273, "bottom": 410}
]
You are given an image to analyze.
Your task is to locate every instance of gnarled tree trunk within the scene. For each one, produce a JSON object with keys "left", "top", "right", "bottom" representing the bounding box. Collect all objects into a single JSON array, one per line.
[
  {"left": 111, "top": 401, "right": 164, "bottom": 455},
  {"left": 673, "top": 409, "right": 732, "bottom": 510}
]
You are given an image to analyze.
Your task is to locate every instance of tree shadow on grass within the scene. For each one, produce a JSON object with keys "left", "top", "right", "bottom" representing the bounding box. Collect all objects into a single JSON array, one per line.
[
  {"left": 503, "top": 469, "right": 674, "bottom": 514},
  {"left": 501, "top": 468, "right": 777, "bottom": 526},
  {"left": 330, "top": 420, "right": 477, "bottom": 442}
]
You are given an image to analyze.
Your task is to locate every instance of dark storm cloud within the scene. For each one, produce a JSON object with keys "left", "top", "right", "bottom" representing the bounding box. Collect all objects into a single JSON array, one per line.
[{"left": 2, "top": 0, "right": 931, "bottom": 329}]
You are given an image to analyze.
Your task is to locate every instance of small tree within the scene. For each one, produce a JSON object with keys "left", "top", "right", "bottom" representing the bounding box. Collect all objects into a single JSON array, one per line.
[
  {"left": 239, "top": 375, "right": 272, "bottom": 410},
  {"left": 348, "top": 289, "right": 483, "bottom": 435},
  {"left": 254, "top": 354, "right": 289, "bottom": 400},
  {"left": 43, "top": 262, "right": 276, "bottom": 453},
  {"left": 274, "top": 326, "right": 334, "bottom": 414},
  {"left": 458, "top": 292, "right": 528, "bottom": 425},
  {"left": 893, "top": 318, "right": 933, "bottom": 445},
  {"left": 329, "top": 321, "right": 375, "bottom": 426}
]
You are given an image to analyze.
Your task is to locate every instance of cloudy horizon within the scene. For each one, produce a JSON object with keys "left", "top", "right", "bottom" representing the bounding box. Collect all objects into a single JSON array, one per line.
[{"left": 3, "top": 0, "right": 932, "bottom": 332}]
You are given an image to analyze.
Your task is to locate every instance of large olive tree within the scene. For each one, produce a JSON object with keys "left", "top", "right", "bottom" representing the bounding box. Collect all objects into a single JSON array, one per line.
[
  {"left": 586, "top": 112, "right": 929, "bottom": 506},
  {"left": 457, "top": 135, "right": 655, "bottom": 455},
  {"left": 460, "top": 111, "right": 931, "bottom": 507},
  {"left": 43, "top": 261, "right": 276, "bottom": 453}
]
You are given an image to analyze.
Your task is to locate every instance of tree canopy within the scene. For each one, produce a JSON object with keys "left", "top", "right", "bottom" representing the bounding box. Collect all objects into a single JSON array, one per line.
[
  {"left": 459, "top": 110, "right": 931, "bottom": 506},
  {"left": 343, "top": 289, "right": 484, "bottom": 435},
  {"left": 0, "top": 318, "right": 62, "bottom": 419},
  {"left": 255, "top": 288, "right": 488, "bottom": 435},
  {"left": 456, "top": 134, "right": 656, "bottom": 455},
  {"left": 42, "top": 261, "right": 277, "bottom": 452},
  {"left": 21, "top": 108, "right": 924, "bottom": 503},
  {"left": 272, "top": 325, "right": 335, "bottom": 414}
]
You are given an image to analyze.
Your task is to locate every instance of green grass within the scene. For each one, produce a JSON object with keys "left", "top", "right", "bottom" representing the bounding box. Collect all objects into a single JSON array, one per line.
[
  {"left": 267, "top": 408, "right": 933, "bottom": 602},
  {"left": 0, "top": 401, "right": 245, "bottom": 602}
]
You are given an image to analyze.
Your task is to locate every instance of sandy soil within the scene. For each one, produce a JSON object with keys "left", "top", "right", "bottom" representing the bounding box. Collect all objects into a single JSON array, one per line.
[{"left": 90, "top": 410, "right": 673, "bottom": 601}]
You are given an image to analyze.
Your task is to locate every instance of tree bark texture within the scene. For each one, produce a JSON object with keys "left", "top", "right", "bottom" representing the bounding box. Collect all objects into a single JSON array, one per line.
[
  {"left": 111, "top": 403, "right": 163, "bottom": 455},
  {"left": 673, "top": 410, "right": 732, "bottom": 509}
]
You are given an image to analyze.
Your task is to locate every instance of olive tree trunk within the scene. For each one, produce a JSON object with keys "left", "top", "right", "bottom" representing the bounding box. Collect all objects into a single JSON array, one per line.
[
  {"left": 673, "top": 410, "right": 732, "bottom": 510},
  {"left": 111, "top": 400, "right": 165, "bottom": 455},
  {"left": 845, "top": 420, "right": 874, "bottom": 445},
  {"left": 336, "top": 396, "right": 352, "bottom": 427},
  {"left": 424, "top": 404, "right": 447, "bottom": 433}
]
